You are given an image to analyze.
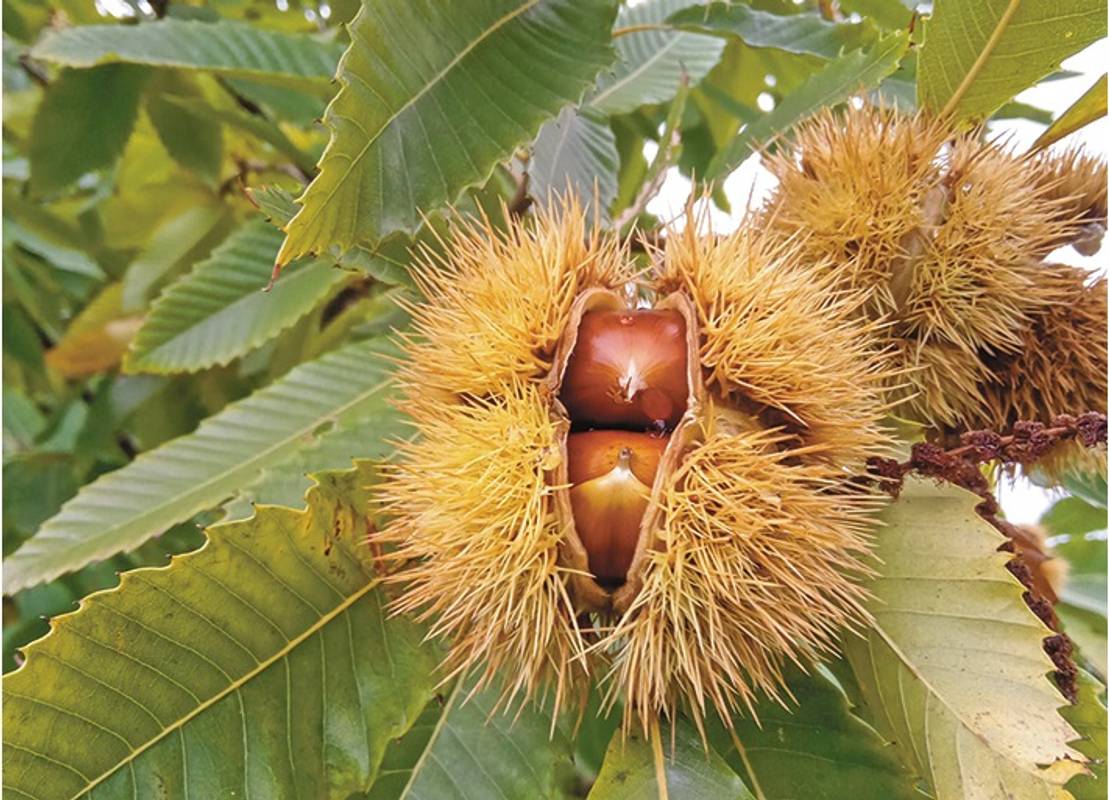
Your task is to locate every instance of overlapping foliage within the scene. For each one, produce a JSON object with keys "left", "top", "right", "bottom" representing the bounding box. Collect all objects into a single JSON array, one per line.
[{"left": 3, "top": 0, "right": 1106, "bottom": 798}]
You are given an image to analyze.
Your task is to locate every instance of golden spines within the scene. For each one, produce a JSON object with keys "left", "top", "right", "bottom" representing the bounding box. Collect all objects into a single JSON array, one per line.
[
  {"left": 382, "top": 196, "right": 899, "bottom": 737},
  {"left": 398, "top": 198, "right": 632, "bottom": 401},
  {"left": 608, "top": 413, "right": 878, "bottom": 737},
  {"left": 656, "top": 223, "right": 892, "bottom": 465},
  {"left": 378, "top": 380, "right": 586, "bottom": 713},
  {"left": 980, "top": 265, "right": 1107, "bottom": 427},
  {"left": 760, "top": 105, "right": 1107, "bottom": 434}
]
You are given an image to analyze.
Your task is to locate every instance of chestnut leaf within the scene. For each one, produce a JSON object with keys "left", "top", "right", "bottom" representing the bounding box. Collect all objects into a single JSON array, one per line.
[
  {"left": 277, "top": 0, "right": 619, "bottom": 265},
  {"left": 2, "top": 464, "right": 440, "bottom": 800},
  {"left": 842, "top": 478, "right": 1085, "bottom": 798}
]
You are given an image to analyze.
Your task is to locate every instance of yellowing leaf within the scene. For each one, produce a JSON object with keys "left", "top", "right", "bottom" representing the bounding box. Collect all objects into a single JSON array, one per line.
[
  {"left": 843, "top": 478, "right": 1083, "bottom": 800},
  {"left": 45, "top": 284, "right": 144, "bottom": 378}
]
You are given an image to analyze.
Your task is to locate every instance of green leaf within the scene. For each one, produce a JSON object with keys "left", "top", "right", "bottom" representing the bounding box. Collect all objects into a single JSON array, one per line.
[
  {"left": 144, "top": 72, "right": 223, "bottom": 185},
  {"left": 530, "top": 106, "right": 618, "bottom": 223},
  {"left": 1064, "top": 471, "right": 1109, "bottom": 510},
  {"left": 709, "top": 666, "right": 920, "bottom": 800},
  {"left": 1033, "top": 74, "right": 1108, "bottom": 152},
  {"left": 1054, "top": 528, "right": 1107, "bottom": 601},
  {"left": 2, "top": 454, "right": 77, "bottom": 544},
  {"left": 276, "top": 0, "right": 618, "bottom": 264},
  {"left": 692, "top": 39, "right": 825, "bottom": 166},
  {"left": 126, "top": 220, "right": 347, "bottom": 374},
  {"left": 1046, "top": 496, "right": 1109, "bottom": 623},
  {"left": 251, "top": 185, "right": 302, "bottom": 224},
  {"left": 917, "top": 0, "right": 1107, "bottom": 124},
  {"left": 2, "top": 464, "right": 440, "bottom": 800},
  {"left": 359, "top": 701, "right": 442, "bottom": 800},
  {"left": 29, "top": 64, "right": 148, "bottom": 195},
  {"left": 1058, "top": 602, "right": 1108, "bottom": 678},
  {"left": 842, "top": 477, "right": 1082, "bottom": 799},
  {"left": 994, "top": 99, "right": 1054, "bottom": 124},
  {"left": 31, "top": 19, "right": 343, "bottom": 93},
  {"left": 589, "top": 0, "right": 726, "bottom": 116},
  {"left": 667, "top": 3, "right": 877, "bottom": 60},
  {"left": 253, "top": 186, "right": 419, "bottom": 287},
  {"left": 225, "top": 406, "right": 406, "bottom": 520},
  {"left": 840, "top": 0, "right": 915, "bottom": 30},
  {"left": 2, "top": 389, "right": 47, "bottom": 452},
  {"left": 223, "top": 76, "right": 327, "bottom": 128},
  {"left": 1061, "top": 671, "right": 1108, "bottom": 800},
  {"left": 387, "top": 674, "right": 575, "bottom": 799},
  {"left": 2, "top": 337, "right": 403, "bottom": 594},
  {"left": 589, "top": 717, "right": 754, "bottom": 799},
  {"left": 120, "top": 204, "right": 226, "bottom": 312},
  {"left": 611, "top": 117, "right": 650, "bottom": 216},
  {"left": 708, "top": 31, "right": 908, "bottom": 179},
  {"left": 1042, "top": 496, "right": 1108, "bottom": 539},
  {"left": 4, "top": 520, "right": 207, "bottom": 675},
  {"left": 159, "top": 94, "right": 317, "bottom": 176},
  {"left": 2, "top": 207, "right": 104, "bottom": 281}
]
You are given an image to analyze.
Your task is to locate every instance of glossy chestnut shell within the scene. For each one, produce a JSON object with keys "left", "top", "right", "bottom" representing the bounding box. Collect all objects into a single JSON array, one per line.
[
  {"left": 566, "top": 430, "right": 669, "bottom": 587},
  {"left": 560, "top": 309, "right": 688, "bottom": 430},
  {"left": 548, "top": 289, "right": 702, "bottom": 611}
]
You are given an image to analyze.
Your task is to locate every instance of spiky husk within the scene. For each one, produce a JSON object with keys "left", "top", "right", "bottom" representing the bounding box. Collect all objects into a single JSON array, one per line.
[
  {"left": 378, "top": 381, "right": 587, "bottom": 712},
  {"left": 882, "top": 336, "right": 991, "bottom": 427},
  {"left": 607, "top": 413, "right": 877, "bottom": 735},
  {"left": 759, "top": 106, "right": 949, "bottom": 317},
  {"left": 382, "top": 201, "right": 895, "bottom": 734},
  {"left": 978, "top": 265, "right": 1108, "bottom": 478},
  {"left": 980, "top": 265, "right": 1107, "bottom": 424},
  {"left": 899, "top": 140, "right": 1067, "bottom": 351},
  {"left": 760, "top": 106, "right": 1092, "bottom": 432},
  {"left": 763, "top": 107, "right": 1072, "bottom": 350},
  {"left": 656, "top": 224, "right": 892, "bottom": 462},
  {"left": 610, "top": 224, "right": 892, "bottom": 732},
  {"left": 398, "top": 198, "right": 630, "bottom": 402},
  {"left": 1029, "top": 146, "right": 1108, "bottom": 255}
]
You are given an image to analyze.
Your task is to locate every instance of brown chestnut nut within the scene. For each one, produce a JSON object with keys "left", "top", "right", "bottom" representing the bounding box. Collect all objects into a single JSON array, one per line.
[
  {"left": 567, "top": 430, "right": 669, "bottom": 587},
  {"left": 560, "top": 309, "right": 688, "bottom": 430}
]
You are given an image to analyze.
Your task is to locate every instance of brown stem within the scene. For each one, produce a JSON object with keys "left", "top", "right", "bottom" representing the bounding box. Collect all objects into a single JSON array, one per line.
[{"left": 868, "top": 412, "right": 1107, "bottom": 497}]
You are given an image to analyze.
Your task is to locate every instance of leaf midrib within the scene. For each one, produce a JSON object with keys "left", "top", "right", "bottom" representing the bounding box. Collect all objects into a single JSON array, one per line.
[
  {"left": 938, "top": 0, "right": 1023, "bottom": 118},
  {"left": 866, "top": 585, "right": 1068, "bottom": 785},
  {"left": 72, "top": 573, "right": 381, "bottom": 799},
  {"left": 589, "top": 29, "right": 684, "bottom": 110},
  {"left": 282, "top": 0, "right": 540, "bottom": 250},
  {"left": 398, "top": 673, "right": 466, "bottom": 799}
]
